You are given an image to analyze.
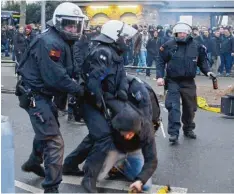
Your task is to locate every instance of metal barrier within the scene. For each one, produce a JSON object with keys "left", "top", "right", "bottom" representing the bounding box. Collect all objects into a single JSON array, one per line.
[
  {"left": 124, "top": 66, "right": 157, "bottom": 70},
  {"left": 1, "top": 60, "right": 19, "bottom": 67},
  {"left": 1, "top": 115, "right": 15, "bottom": 193}
]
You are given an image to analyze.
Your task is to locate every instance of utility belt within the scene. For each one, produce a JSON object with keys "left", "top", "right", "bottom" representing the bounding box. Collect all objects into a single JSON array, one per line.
[{"left": 15, "top": 80, "right": 52, "bottom": 109}]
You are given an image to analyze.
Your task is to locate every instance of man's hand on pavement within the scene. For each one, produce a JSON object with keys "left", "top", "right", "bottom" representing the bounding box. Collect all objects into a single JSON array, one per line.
[
  {"left": 129, "top": 180, "right": 143, "bottom": 193},
  {"left": 157, "top": 78, "right": 165, "bottom": 86}
]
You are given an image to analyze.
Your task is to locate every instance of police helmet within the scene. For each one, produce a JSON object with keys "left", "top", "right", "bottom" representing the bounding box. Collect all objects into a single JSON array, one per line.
[
  {"left": 172, "top": 21, "right": 192, "bottom": 35},
  {"left": 52, "top": 2, "right": 85, "bottom": 40},
  {"left": 93, "top": 20, "right": 137, "bottom": 44}
]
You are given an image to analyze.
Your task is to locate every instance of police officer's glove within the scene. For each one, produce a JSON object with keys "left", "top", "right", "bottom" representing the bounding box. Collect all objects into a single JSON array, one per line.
[
  {"left": 207, "top": 72, "right": 216, "bottom": 78},
  {"left": 116, "top": 90, "right": 128, "bottom": 101}
]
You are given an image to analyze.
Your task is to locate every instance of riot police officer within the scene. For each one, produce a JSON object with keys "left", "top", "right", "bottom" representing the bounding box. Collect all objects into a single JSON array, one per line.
[
  {"left": 63, "top": 20, "right": 137, "bottom": 193},
  {"left": 15, "top": 3, "right": 85, "bottom": 193},
  {"left": 156, "top": 22, "right": 215, "bottom": 143}
]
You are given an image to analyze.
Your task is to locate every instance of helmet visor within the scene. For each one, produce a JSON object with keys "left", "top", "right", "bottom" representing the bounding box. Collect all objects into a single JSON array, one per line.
[
  {"left": 60, "top": 16, "right": 84, "bottom": 35},
  {"left": 119, "top": 23, "right": 137, "bottom": 39}
]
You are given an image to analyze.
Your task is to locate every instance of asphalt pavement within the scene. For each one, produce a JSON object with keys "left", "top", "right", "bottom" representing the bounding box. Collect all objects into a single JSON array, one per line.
[{"left": 1, "top": 64, "right": 234, "bottom": 193}]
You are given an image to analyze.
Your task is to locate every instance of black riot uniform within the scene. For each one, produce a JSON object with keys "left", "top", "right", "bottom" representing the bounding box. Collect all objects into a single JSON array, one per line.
[
  {"left": 78, "top": 34, "right": 129, "bottom": 192},
  {"left": 16, "top": 26, "right": 84, "bottom": 192},
  {"left": 67, "top": 34, "right": 90, "bottom": 122},
  {"left": 157, "top": 35, "right": 210, "bottom": 142}
]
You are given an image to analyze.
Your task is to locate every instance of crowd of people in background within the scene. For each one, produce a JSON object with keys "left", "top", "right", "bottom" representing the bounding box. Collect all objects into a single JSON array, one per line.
[{"left": 1, "top": 22, "right": 234, "bottom": 77}]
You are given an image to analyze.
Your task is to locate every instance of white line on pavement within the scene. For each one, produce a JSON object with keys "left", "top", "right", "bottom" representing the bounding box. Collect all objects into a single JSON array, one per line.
[
  {"left": 15, "top": 180, "right": 43, "bottom": 193},
  {"left": 62, "top": 176, "right": 188, "bottom": 193},
  {"left": 15, "top": 177, "right": 188, "bottom": 194}
]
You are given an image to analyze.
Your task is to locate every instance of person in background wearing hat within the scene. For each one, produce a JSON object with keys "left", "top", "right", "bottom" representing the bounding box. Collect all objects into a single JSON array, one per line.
[{"left": 25, "top": 24, "right": 36, "bottom": 48}]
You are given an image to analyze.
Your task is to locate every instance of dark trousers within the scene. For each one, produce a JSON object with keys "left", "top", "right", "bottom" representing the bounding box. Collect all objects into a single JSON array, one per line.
[
  {"left": 25, "top": 95, "right": 64, "bottom": 189},
  {"left": 146, "top": 53, "right": 157, "bottom": 76},
  {"left": 219, "top": 53, "right": 233, "bottom": 74},
  {"left": 133, "top": 54, "right": 139, "bottom": 67},
  {"left": 64, "top": 135, "right": 94, "bottom": 168},
  {"left": 53, "top": 93, "right": 67, "bottom": 111},
  {"left": 165, "top": 79, "right": 197, "bottom": 136},
  {"left": 79, "top": 103, "right": 115, "bottom": 180}
]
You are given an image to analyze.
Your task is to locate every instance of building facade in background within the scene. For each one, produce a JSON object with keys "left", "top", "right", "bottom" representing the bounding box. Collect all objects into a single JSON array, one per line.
[{"left": 75, "top": 0, "right": 234, "bottom": 27}]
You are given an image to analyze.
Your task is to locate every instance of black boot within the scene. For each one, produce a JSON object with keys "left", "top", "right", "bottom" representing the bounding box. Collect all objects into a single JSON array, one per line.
[
  {"left": 184, "top": 131, "right": 197, "bottom": 139},
  {"left": 21, "top": 160, "right": 45, "bottom": 177},
  {"left": 44, "top": 187, "right": 59, "bottom": 193},
  {"left": 169, "top": 135, "right": 178, "bottom": 143},
  {"left": 62, "top": 165, "right": 84, "bottom": 176},
  {"left": 81, "top": 150, "right": 108, "bottom": 193}
]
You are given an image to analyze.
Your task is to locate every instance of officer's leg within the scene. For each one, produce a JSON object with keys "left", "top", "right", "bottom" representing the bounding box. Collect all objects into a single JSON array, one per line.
[
  {"left": 180, "top": 80, "right": 197, "bottom": 139},
  {"left": 23, "top": 96, "right": 63, "bottom": 192},
  {"left": 97, "top": 150, "right": 125, "bottom": 181},
  {"left": 42, "top": 135, "right": 64, "bottom": 192},
  {"left": 81, "top": 103, "right": 115, "bottom": 193},
  {"left": 165, "top": 80, "right": 181, "bottom": 142},
  {"left": 63, "top": 134, "right": 94, "bottom": 176},
  {"left": 21, "top": 137, "right": 45, "bottom": 177}
]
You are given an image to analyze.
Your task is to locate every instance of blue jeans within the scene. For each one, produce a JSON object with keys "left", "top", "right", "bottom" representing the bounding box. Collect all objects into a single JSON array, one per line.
[
  {"left": 136, "top": 50, "right": 147, "bottom": 73},
  {"left": 4, "top": 40, "right": 10, "bottom": 57},
  {"left": 98, "top": 149, "right": 152, "bottom": 191},
  {"left": 219, "top": 53, "right": 233, "bottom": 74}
]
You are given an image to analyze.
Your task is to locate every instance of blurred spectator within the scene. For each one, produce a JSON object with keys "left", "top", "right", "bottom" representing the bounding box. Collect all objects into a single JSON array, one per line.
[
  {"left": 25, "top": 25, "right": 36, "bottom": 48},
  {"left": 164, "top": 29, "right": 173, "bottom": 42},
  {"left": 219, "top": 28, "right": 234, "bottom": 76},
  {"left": 211, "top": 29, "right": 221, "bottom": 74},
  {"left": 156, "top": 25, "right": 164, "bottom": 38},
  {"left": 146, "top": 29, "right": 164, "bottom": 78},
  {"left": 13, "top": 26, "right": 27, "bottom": 63},
  {"left": 136, "top": 25, "right": 149, "bottom": 74}
]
